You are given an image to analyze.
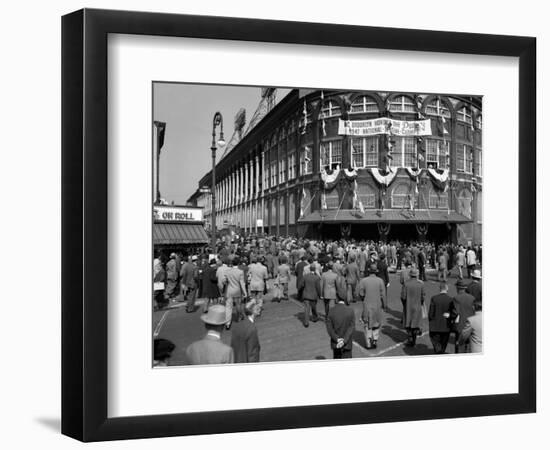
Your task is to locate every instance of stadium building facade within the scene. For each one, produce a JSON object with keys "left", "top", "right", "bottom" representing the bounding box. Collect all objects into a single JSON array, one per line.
[{"left": 188, "top": 89, "right": 482, "bottom": 245}]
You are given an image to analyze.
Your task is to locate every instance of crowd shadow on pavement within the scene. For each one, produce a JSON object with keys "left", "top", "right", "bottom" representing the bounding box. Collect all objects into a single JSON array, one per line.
[
  {"left": 402, "top": 343, "right": 431, "bottom": 355},
  {"left": 352, "top": 330, "right": 368, "bottom": 348},
  {"left": 381, "top": 322, "right": 409, "bottom": 345}
]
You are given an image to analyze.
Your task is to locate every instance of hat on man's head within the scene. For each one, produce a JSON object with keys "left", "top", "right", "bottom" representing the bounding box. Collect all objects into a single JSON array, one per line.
[
  {"left": 456, "top": 279, "right": 468, "bottom": 289},
  {"left": 200, "top": 305, "right": 227, "bottom": 325},
  {"left": 192, "top": 255, "right": 198, "bottom": 261},
  {"left": 409, "top": 267, "right": 419, "bottom": 277},
  {"left": 471, "top": 269, "right": 482, "bottom": 280},
  {"left": 209, "top": 258, "right": 217, "bottom": 265},
  {"left": 368, "top": 263, "right": 378, "bottom": 273}
]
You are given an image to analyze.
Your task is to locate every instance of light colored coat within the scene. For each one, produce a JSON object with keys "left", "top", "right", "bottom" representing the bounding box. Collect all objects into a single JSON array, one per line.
[
  {"left": 459, "top": 311, "right": 482, "bottom": 352},
  {"left": 223, "top": 266, "right": 247, "bottom": 299},
  {"left": 321, "top": 270, "right": 338, "bottom": 300},
  {"left": 248, "top": 262, "right": 268, "bottom": 292},
  {"left": 358, "top": 274, "right": 386, "bottom": 328},
  {"left": 186, "top": 333, "right": 234, "bottom": 365}
]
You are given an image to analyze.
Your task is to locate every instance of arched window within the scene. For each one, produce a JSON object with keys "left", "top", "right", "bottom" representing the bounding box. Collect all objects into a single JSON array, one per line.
[
  {"left": 425, "top": 139, "right": 449, "bottom": 169},
  {"left": 320, "top": 140, "right": 342, "bottom": 170},
  {"left": 288, "top": 151, "right": 296, "bottom": 180},
  {"left": 325, "top": 190, "right": 340, "bottom": 209},
  {"left": 456, "top": 144, "right": 473, "bottom": 174},
  {"left": 288, "top": 194, "right": 296, "bottom": 224},
  {"left": 319, "top": 99, "right": 341, "bottom": 118},
  {"left": 279, "top": 196, "right": 286, "bottom": 226},
  {"left": 357, "top": 183, "right": 376, "bottom": 209},
  {"left": 388, "top": 95, "right": 416, "bottom": 113},
  {"left": 351, "top": 137, "right": 379, "bottom": 168},
  {"left": 350, "top": 95, "right": 379, "bottom": 114},
  {"left": 476, "top": 114, "right": 482, "bottom": 130},
  {"left": 425, "top": 97, "right": 451, "bottom": 118},
  {"left": 390, "top": 137, "right": 417, "bottom": 168},
  {"left": 391, "top": 183, "right": 410, "bottom": 208},
  {"left": 428, "top": 187, "right": 449, "bottom": 209},
  {"left": 456, "top": 106, "right": 473, "bottom": 124},
  {"left": 300, "top": 145, "right": 312, "bottom": 175},
  {"left": 457, "top": 189, "right": 472, "bottom": 218},
  {"left": 278, "top": 156, "right": 287, "bottom": 183}
]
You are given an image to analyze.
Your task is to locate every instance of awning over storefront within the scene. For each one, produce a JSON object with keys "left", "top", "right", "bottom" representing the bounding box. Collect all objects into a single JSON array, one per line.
[
  {"left": 298, "top": 209, "right": 471, "bottom": 224},
  {"left": 153, "top": 222, "right": 209, "bottom": 245}
]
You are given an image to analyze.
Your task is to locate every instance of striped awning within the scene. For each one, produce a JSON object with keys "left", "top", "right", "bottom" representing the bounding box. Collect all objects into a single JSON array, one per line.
[{"left": 153, "top": 222, "right": 209, "bottom": 245}]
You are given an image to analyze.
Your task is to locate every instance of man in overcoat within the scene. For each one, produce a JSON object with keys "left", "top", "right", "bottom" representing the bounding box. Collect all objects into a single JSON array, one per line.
[
  {"left": 345, "top": 255, "right": 361, "bottom": 304},
  {"left": 321, "top": 262, "right": 338, "bottom": 319},
  {"left": 181, "top": 255, "right": 200, "bottom": 313},
  {"left": 466, "top": 270, "right": 482, "bottom": 306},
  {"left": 186, "top": 305, "right": 234, "bottom": 365},
  {"left": 222, "top": 257, "right": 248, "bottom": 329},
  {"left": 295, "top": 256, "right": 308, "bottom": 301},
  {"left": 452, "top": 279, "right": 476, "bottom": 352},
  {"left": 358, "top": 263, "right": 386, "bottom": 349},
  {"left": 326, "top": 297, "right": 356, "bottom": 359},
  {"left": 248, "top": 256, "right": 269, "bottom": 313},
  {"left": 428, "top": 282, "right": 455, "bottom": 354},
  {"left": 201, "top": 258, "right": 220, "bottom": 313},
  {"left": 403, "top": 267, "right": 426, "bottom": 347},
  {"left": 458, "top": 301, "right": 482, "bottom": 353},
  {"left": 299, "top": 270, "right": 321, "bottom": 327},
  {"left": 230, "top": 300, "right": 261, "bottom": 363}
]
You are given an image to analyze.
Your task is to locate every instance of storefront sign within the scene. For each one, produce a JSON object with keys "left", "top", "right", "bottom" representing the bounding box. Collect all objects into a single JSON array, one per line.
[
  {"left": 153, "top": 205, "right": 203, "bottom": 222},
  {"left": 338, "top": 118, "right": 432, "bottom": 136}
]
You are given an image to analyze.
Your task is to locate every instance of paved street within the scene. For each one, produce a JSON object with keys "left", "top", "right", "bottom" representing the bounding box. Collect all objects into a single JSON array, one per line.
[{"left": 154, "top": 268, "right": 472, "bottom": 365}]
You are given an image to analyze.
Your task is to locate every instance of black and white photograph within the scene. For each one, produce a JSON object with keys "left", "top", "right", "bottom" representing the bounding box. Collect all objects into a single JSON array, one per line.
[{"left": 152, "top": 84, "right": 483, "bottom": 366}]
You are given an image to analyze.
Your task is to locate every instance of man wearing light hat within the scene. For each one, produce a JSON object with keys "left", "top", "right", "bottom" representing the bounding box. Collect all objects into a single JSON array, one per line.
[
  {"left": 185, "top": 304, "right": 234, "bottom": 365},
  {"left": 466, "top": 269, "right": 482, "bottom": 307}
]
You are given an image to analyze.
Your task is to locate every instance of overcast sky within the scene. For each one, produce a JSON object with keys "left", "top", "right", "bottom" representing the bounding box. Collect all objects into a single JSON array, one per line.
[{"left": 153, "top": 83, "right": 290, "bottom": 204}]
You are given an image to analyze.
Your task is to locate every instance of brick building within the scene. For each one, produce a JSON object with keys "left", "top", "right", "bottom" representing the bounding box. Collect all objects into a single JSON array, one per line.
[{"left": 187, "top": 89, "right": 482, "bottom": 245}]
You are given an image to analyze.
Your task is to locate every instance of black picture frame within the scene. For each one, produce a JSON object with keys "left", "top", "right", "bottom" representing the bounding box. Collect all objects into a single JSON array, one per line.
[{"left": 62, "top": 8, "right": 536, "bottom": 442}]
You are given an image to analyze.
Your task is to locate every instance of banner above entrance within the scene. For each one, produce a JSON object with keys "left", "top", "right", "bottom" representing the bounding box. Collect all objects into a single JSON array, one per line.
[{"left": 338, "top": 118, "right": 432, "bottom": 136}]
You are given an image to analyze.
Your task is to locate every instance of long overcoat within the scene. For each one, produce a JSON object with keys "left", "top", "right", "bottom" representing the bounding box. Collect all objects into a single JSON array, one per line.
[
  {"left": 358, "top": 274, "right": 386, "bottom": 329},
  {"left": 403, "top": 278, "right": 426, "bottom": 329}
]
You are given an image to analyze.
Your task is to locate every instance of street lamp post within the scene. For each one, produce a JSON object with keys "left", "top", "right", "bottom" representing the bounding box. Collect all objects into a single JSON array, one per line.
[{"left": 210, "top": 112, "right": 225, "bottom": 253}]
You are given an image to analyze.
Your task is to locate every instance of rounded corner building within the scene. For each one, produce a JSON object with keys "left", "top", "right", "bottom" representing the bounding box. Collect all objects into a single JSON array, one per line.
[{"left": 188, "top": 88, "right": 482, "bottom": 245}]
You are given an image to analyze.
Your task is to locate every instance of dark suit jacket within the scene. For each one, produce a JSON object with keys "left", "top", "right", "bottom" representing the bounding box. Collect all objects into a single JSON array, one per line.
[
  {"left": 230, "top": 318, "right": 260, "bottom": 363},
  {"left": 428, "top": 293, "right": 454, "bottom": 333},
  {"left": 326, "top": 303, "right": 356, "bottom": 350},
  {"left": 466, "top": 280, "right": 482, "bottom": 305},
  {"left": 295, "top": 260, "right": 307, "bottom": 288},
  {"left": 201, "top": 266, "right": 219, "bottom": 299},
  {"left": 301, "top": 273, "right": 322, "bottom": 301}
]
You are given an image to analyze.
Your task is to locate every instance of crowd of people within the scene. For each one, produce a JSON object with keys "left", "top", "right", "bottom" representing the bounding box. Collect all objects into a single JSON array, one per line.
[{"left": 152, "top": 235, "right": 482, "bottom": 365}]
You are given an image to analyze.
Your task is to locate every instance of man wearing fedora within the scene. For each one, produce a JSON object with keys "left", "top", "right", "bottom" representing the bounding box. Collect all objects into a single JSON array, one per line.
[
  {"left": 230, "top": 300, "right": 261, "bottom": 363},
  {"left": 358, "top": 263, "right": 386, "bottom": 350},
  {"left": 185, "top": 304, "right": 234, "bottom": 365},
  {"left": 452, "top": 279, "right": 476, "bottom": 353},
  {"left": 466, "top": 270, "right": 482, "bottom": 306},
  {"left": 403, "top": 267, "right": 426, "bottom": 347}
]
